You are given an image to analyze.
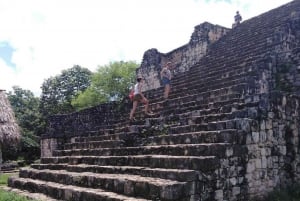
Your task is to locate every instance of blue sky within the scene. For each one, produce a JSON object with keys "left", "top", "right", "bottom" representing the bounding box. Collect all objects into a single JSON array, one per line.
[
  {"left": 0, "top": 0, "right": 292, "bottom": 96},
  {"left": 0, "top": 42, "right": 15, "bottom": 68}
]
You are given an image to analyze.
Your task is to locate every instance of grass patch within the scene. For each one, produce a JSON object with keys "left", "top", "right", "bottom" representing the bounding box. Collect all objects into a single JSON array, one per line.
[
  {"left": 0, "top": 173, "right": 33, "bottom": 201},
  {"left": 0, "top": 173, "right": 38, "bottom": 201},
  {"left": 0, "top": 189, "right": 36, "bottom": 201},
  {"left": 0, "top": 173, "right": 18, "bottom": 186}
]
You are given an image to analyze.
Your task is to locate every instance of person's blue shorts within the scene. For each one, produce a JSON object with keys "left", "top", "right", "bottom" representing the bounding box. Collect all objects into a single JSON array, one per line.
[{"left": 162, "top": 77, "right": 171, "bottom": 86}]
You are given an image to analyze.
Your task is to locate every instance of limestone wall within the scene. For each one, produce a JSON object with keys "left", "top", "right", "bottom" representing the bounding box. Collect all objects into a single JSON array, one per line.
[
  {"left": 43, "top": 101, "right": 129, "bottom": 138},
  {"left": 242, "top": 93, "right": 300, "bottom": 200},
  {"left": 137, "top": 22, "right": 229, "bottom": 91},
  {"left": 243, "top": 32, "right": 300, "bottom": 199}
]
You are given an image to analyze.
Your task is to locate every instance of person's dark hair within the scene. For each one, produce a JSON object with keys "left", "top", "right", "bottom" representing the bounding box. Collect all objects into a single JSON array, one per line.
[{"left": 137, "top": 77, "right": 142, "bottom": 82}]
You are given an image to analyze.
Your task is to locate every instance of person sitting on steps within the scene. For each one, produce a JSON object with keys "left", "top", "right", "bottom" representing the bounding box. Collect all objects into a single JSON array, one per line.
[
  {"left": 129, "top": 77, "right": 154, "bottom": 121},
  {"left": 160, "top": 61, "right": 172, "bottom": 101}
]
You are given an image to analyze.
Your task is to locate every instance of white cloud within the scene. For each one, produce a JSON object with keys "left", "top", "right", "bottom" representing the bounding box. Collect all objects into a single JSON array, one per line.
[{"left": 0, "top": 0, "right": 292, "bottom": 96}]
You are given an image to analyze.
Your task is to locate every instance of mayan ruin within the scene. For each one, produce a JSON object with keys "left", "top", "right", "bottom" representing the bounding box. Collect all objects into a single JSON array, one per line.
[{"left": 5, "top": 1, "right": 300, "bottom": 200}]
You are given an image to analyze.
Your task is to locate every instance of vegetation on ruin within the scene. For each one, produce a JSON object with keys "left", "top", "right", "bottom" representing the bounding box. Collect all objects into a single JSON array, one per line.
[{"left": 264, "top": 183, "right": 300, "bottom": 201}]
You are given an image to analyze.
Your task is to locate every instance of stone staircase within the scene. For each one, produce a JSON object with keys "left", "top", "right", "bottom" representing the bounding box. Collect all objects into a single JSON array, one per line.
[{"left": 8, "top": 1, "right": 300, "bottom": 200}]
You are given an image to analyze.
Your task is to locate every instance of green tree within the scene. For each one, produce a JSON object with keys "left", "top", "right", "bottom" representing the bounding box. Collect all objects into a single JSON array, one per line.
[
  {"left": 72, "top": 61, "right": 138, "bottom": 110},
  {"left": 40, "top": 65, "right": 92, "bottom": 116},
  {"left": 6, "top": 86, "right": 44, "bottom": 162}
]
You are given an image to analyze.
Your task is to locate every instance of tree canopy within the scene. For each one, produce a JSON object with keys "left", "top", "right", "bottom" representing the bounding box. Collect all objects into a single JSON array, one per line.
[
  {"left": 40, "top": 65, "right": 92, "bottom": 116},
  {"left": 7, "top": 86, "right": 43, "bottom": 161},
  {"left": 72, "top": 61, "right": 138, "bottom": 110}
]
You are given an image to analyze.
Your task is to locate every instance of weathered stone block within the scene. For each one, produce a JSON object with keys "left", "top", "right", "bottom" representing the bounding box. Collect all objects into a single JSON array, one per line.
[
  {"left": 214, "top": 189, "right": 223, "bottom": 200},
  {"left": 252, "top": 132, "right": 259, "bottom": 143}
]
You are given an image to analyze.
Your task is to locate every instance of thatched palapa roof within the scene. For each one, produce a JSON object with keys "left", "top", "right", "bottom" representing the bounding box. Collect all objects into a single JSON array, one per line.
[{"left": 0, "top": 90, "right": 20, "bottom": 146}]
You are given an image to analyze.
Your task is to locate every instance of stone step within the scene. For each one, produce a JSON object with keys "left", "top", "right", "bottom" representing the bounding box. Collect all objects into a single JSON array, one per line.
[
  {"left": 190, "top": 108, "right": 252, "bottom": 125},
  {"left": 145, "top": 90, "right": 243, "bottom": 116},
  {"left": 64, "top": 139, "right": 124, "bottom": 150},
  {"left": 147, "top": 75, "right": 251, "bottom": 104},
  {"left": 201, "top": 33, "right": 271, "bottom": 59},
  {"left": 8, "top": 177, "right": 151, "bottom": 201},
  {"left": 72, "top": 131, "right": 138, "bottom": 143},
  {"left": 72, "top": 129, "right": 241, "bottom": 147},
  {"left": 31, "top": 163, "right": 200, "bottom": 182},
  {"left": 172, "top": 80, "right": 247, "bottom": 102},
  {"left": 83, "top": 113, "right": 256, "bottom": 142},
  {"left": 144, "top": 61, "right": 253, "bottom": 99},
  {"left": 164, "top": 100, "right": 243, "bottom": 118},
  {"left": 41, "top": 155, "right": 220, "bottom": 172},
  {"left": 144, "top": 129, "right": 246, "bottom": 146},
  {"left": 178, "top": 61, "right": 254, "bottom": 90},
  {"left": 146, "top": 103, "right": 258, "bottom": 127},
  {"left": 174, "top": 55, "right": 256, "bottom": 83},
  {"left": 85, "top": 98, "right": 249, "bottom": 137},
  {"left": 94, "top": 125, "right": 130, "bottom": 136},
  {"left": 98, "top": 97, "right": 243, "bottom": 130},
  {"left": 69, "top": 114, "right": 252, "bottom": 143},
  {"left": 168, "top": 118, "right": 258, "bottom": 134},
  {"left": 71, "top": 126, "right": 156, "bottom": 147},
  {"left": 49, "top": 120, "right": 130, "bottom": 139},
  {"left": 173, "top": 69, "right": 251, "bottom": 90},
  {"left": 18, "top": 168, "right": 194, "bottom": 200},
  {"left": 204, "top": 41, "right": 268, "bottom": 61},
  {"left": 142, "top": 63, "right": 254, "bottom": 100},
  {"left": 179, "top": 86, "right": 245, "bottom": 105},
  {"left": 91, "top": 94, "right": 248, "bottom": 136},
  {"left": 136, "top": 84, "right": 248, "bottom": 118},
  {"left": 101, "top": 121, "right": 164, "bottom": 137},
  {"left": 171, "top": 65, "right": 253, "bottom": 90},
  {"left": 155, "top": 94, "right": 243, "bottom": 116},
  {"left": 54, "top": 143, "right": 235, "bottom": 159},
  {"left": 90, "top": 84, "right": 253, "bottom": 131}
]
